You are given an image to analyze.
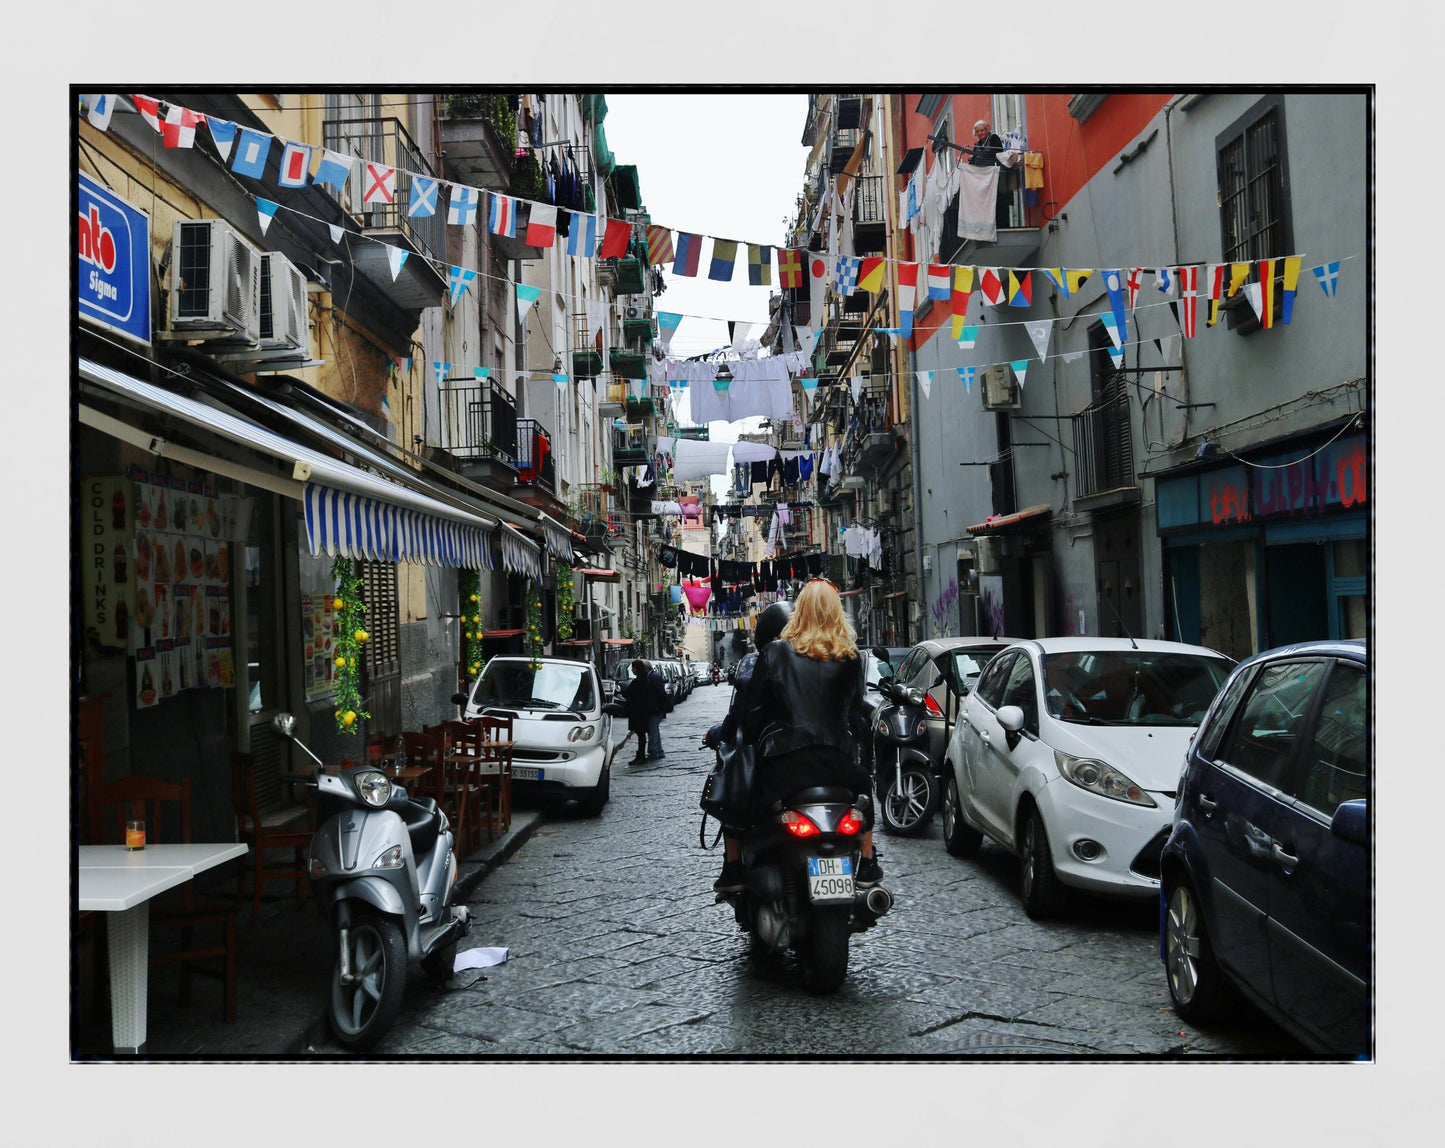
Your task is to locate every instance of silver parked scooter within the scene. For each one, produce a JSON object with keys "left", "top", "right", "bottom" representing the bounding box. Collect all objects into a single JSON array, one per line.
[{"left": 272, "top": 713, "right": 470, "bottom": 1052}]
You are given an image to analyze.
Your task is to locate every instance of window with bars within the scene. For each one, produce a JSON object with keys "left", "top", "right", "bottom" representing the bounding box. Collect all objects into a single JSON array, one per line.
[
  {"left": 1217, "top": 97, "right": 1292, "bottom": 264},
  {"left": 358, "top": 560, "right": 401, "bottom": 733}
]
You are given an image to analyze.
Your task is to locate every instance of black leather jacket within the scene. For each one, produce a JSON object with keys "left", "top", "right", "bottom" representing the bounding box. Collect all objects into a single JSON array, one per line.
[{"left": 740, "top": 641, "right": 865, "bottom": 760}]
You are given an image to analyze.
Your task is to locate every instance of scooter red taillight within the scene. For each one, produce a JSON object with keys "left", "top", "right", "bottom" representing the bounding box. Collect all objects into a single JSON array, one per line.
[
  {"left": 777, "top": 810, "right": 821, "bottom": 837},
  {"left": 837, "top": 809, "right": 865, "bottom": 835}
]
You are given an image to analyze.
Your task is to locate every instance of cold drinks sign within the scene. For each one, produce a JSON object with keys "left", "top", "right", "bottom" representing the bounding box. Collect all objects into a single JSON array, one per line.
[{"left": 78, "top": 172, "right": 151, "bottom": 346}]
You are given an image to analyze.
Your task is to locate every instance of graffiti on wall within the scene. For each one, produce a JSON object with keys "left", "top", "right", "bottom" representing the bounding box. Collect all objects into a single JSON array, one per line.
[
  {"left": 980, "top": 576, "right": 1006, "bottom": 638},
  {"left": 929, "top": 577, "right": 959, "bottom": 636},
  {"left": 1205, "top": 435, "right": 1368, "bottom": 526}
]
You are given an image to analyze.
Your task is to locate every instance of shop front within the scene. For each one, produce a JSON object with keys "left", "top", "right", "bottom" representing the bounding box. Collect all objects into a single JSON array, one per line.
[{"left": 1157, "top": 426, "right": 1368, "bottom": 662}]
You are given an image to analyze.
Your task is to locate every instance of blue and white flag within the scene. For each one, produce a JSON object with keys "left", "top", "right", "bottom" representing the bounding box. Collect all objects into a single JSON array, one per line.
[
  {"left": 1099, "top": 314, "right": 1124, "bottom": 366},
  {"left": 657, "top": 311, "right": 683, "bottom": 353},
  {"left": 1312, "top": 261, "right": 1341, "bottom": 298},
  {"left": 255, "top": 197, "right": 279, "bottom": 237},
  {"left": 1103, "top": 270, "right": 1129, "bottom": 343},
  {"left": 448, "top": 265, "right": 477, "bottom": 304},
  {"left": 204, "top": 116, "right": 236, "bottom": 161},
  {"left": 566, "top": 212, "right": 596, "bottom": 256},
  {"left": 432, "top": 362, "right": 451, "bottom": 386},
  {"left": 473, "top": 367, "right": 491, "bottom": 380},
  {"left": 386, "top": 245, "right": 408, "bottom": 281},
  {"left": 833, "top": 255, "right": 861, "bottom": 295},
  {"left": 313, "top": 148, "right": 355, "bottom": 191},
  {"left": 231, "top": 128, "right": 272, "bottom": 178},
  {"left": 82, "top": 94, "right": 114, "bottom": 131},
  {"left": 1010, "top": 360, "right": 1030, "bottom": 389},
  {"left": 448, "top": 184, "right": 480, "bottom": 226},
  {"left": 957, "top": 366, "right": 976, "bottom": 392},
  {"left": 408, "top": 176, "right": 439, "bottom": 219},
  {"left": 553, "top": 372, "right": 569, "bottom": 388},
  {"left": 1155, "top": 266, "right": 1174, "bottom": 296},
  {"left": 918, "top": 370, "right": 933, "bottom": 400},
  {"left": 277, "top": 141, "right": 313, "bottom": 188},
  {"left": 328, "top": 223, "right": 345, "bottom": 245},
  {"left": 956, "top": 325, "right": 979, "bottom": 349},
  {"left": 516, "top": 283, "right": 542, "bottom": 322}
]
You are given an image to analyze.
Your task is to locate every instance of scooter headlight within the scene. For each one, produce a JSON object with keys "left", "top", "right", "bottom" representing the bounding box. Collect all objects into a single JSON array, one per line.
[
  {"left": 906, "top": 687, "right": 926, "bottom": 707},
  {"left": 355, "top": 770, "right": 392, "bottom": 807},
  {"left": 372, "top": 844, "right": 405, "bottom": 869}
]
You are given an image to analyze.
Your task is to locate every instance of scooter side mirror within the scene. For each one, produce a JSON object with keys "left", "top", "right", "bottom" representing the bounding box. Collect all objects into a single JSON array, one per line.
[
  {"left": 272, "top": 712, "right": 298, "bottom": 739},
  {"left": 450, "top": 692, "right": 469, "bottom": 707},
  {"left": 871, "top": 646, "right": 891, "bottom": 662}
]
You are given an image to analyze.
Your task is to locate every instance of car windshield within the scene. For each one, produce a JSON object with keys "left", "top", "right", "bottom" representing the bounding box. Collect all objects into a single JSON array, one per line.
[
  {"left": 949, "top": 649, "right": 997, "bottom": 693},
  {"left": 474, "top": 661, "right": 596, "bottom": 711},
  {"left": 1042, "top": 650, "right": 1234, "bottom": 726}
]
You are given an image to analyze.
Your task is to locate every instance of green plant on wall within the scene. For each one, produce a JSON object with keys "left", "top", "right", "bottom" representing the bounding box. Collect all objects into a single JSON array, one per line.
[
  {"left": 556, "top": 565, "right": 575, "bottom": 643},
  {"left": 459, "top": 568, "right": 485, "bottom": 684},
  {"left": 526, "top": 581, "right": 544, "bottom": 670},
  {"left": 331, "top": 556, "right": 371, "bottom": 734}
]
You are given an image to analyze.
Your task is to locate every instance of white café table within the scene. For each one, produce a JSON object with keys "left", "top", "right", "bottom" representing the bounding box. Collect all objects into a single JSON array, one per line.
[{"left": 79, "top": 843, "right": 248, "bottom": 1053}]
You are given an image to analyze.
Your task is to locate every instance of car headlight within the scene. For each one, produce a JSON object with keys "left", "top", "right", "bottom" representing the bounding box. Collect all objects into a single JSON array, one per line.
[
  {"left": 1054, "top": 750, "right": 1157, "bottom": 807},
  {"left": 355, "top": 770, "right": 392, "bottom": 807},
  {"left": 568, "top": 724, "right": 596, "bottom": 742}
]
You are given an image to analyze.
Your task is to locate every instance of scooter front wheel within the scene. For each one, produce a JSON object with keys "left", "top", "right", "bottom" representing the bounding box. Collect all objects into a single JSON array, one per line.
[
  {"left": 330, "top": 908, "right": 407, "bottom": 1051},
  {"left": 879, "top": 763, "right": 938, "bottom": 836}
]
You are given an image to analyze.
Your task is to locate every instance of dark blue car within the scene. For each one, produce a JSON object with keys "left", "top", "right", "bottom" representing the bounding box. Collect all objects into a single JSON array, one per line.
[{"left": 1160, "top": 639, "right": 1369, "bottom": 1056}]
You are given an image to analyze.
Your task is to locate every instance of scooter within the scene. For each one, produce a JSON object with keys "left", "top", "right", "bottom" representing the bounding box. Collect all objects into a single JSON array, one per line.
[
  {"left": 710, "top": 665, "right": 722, "bottom": 686},
  {"left": 272, "top": 713, "right": 470, "bottom": 1052},
  {"left": 716, "top": 779, "right": 891, "bottom": 994},
  {"left": 870, "top": 674, "right": 941, "bottom": 836}
]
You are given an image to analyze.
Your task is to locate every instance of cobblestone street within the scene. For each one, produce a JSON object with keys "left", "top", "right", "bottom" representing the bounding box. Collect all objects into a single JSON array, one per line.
[{"left": 312, "top": 683, "right": 1306, "bottom": 1058}]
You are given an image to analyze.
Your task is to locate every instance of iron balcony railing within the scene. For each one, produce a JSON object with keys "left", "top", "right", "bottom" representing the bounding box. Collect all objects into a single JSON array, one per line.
[
  {"left": 515, "top": 419, "right": 556, "bottom": 493},
  {"left": 1071, "top": 376, "right": 1136, "bottom": 498},
  {"left": 320, "top": 116, "right": 445, "bottom": 266},
  {"left": 853, "top": 174, "right": 886, "bottom": 226},
  {"left": 436, "top": 381, "right": 519, "bottom": 467}
]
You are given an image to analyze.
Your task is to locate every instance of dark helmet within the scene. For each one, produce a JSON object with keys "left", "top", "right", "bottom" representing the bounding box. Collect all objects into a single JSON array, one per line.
[{"left": 755, "top": 601, "right": 794, "bottom": 651}]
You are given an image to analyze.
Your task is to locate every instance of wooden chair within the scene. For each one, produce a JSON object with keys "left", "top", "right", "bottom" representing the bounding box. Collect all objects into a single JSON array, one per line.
[
  {"left": 474, "top": 714, "right": 514, "bottom": 836},
  {"left": 439, "top": 720, "right": 500, "bottom": 852},
  {"left": 232, "top": 752, "right": 313, "bottom": 921},
  {"left": 91, "top": 776, "right": 239, "bottom": 1024},
  {"left": 423, "top": 722, "right": 480, "bottom": 856}
]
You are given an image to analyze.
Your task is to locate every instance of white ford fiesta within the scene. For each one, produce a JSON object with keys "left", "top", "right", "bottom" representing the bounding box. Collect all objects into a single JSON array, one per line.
[
  {"left": 941, "top": 637, "right": 1235, "bottom": 918},
  {"left": 455, "top": 656, "right": 614, "bottom": 816}
]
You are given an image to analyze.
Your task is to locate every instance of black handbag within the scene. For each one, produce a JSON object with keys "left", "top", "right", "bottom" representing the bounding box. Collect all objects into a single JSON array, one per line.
[{"left": 700, "top": 729, "right": 756, "bottom": 825}]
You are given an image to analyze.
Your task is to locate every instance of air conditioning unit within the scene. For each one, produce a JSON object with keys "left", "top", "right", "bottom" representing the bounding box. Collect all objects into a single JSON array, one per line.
[
  {"left": 625, "top": 305, "right": 640, "bottom": 319},
  {"left": 975, "top": 534, "right": 1001, "bottom": 575},
  {"left": 980, "top": 364, "right": 1021, "bottom": 411},
  {"left": 164, "top": 219, "right": 261, "bottom": 344},
  {"left": 258, "top": 252, "right": 308, "bottom": 352}
]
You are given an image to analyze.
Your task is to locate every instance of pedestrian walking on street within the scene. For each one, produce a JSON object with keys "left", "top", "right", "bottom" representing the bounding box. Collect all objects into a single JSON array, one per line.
[{"left": 622, "top": 657, "right": 669, "bottom": 763}]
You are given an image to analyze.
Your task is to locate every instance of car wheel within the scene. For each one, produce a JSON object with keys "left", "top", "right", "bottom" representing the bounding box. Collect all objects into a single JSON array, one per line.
[
  {"left": 1019, "top": 805, "right": 1065, "bottom": 919},
  {"left": 1164, "top": 876, "right": 1225, "bottom": 1022},
  {"left": 575, "top": 760, "right": 610, "bottom": 817},
  {"left": 942, "top": 776, "right": 983, "bottom": 858}
]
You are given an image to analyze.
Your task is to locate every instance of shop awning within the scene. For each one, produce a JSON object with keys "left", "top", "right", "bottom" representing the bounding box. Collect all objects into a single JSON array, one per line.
[
  {"left": 499, "top": 524, "right": 544, "bottom": 582},
  {"left": 839, "top": 588, "right": 867, "bottom": 598},
  {"left": 601, "top": 638, "right": 634, "bottom": 646},
  {"left": 539, "top": 513, "right": 575, "bottom": 563},
  {"left": 966, "top": 504, "right": 1053, "bottom": 535},
  {"left": 80, "top": 359, "right": 500, "bottom": 570},
  {"left": 574, "top": 567, "right": 622, "bottom": 582},
  {"left": 482, "top": 628, "right": 524, "bottom": 639},
  {"left": 555, "top": 638, "right": 592, "bottom": 648}
]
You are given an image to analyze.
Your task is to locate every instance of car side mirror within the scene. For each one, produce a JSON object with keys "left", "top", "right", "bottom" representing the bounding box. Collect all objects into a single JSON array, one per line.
[
  {"left": 1330, "top": 798, "right": 1369, "bottom": 847},
  {"left": 931, "top": 672, "right": 947, "bottom": 690},
  {"left": 450, "top": 692, "right": 469, "bottom": 707},
  {"left": 996, "top": 704, "right": 1025, "bottom": 751}
]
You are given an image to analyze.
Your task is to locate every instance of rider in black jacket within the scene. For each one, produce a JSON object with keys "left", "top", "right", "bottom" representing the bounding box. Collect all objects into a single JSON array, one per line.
[{"left": 712, "top": 581, "right": 881, "bottom": 893}]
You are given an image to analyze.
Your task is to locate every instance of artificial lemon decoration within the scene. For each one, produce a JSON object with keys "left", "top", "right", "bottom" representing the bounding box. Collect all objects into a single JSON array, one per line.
[
  {"left": 335, "top": 656, "right": 347, "bottom": 668},
  {"left": 343, "top": 710, "right": 357, "bottom": 727}
]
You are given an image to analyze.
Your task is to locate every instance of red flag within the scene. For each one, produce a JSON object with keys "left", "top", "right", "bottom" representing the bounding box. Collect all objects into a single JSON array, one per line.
[
  {"left": 1257, "top": 259, "right": 1276, "bottom": 329},
  {"left": 979, "top": 267, "right": 1006, "bottom": 307},
  {"left": 598, "top": 217, "right": 631, "bottom": 259},
  {"left": 777, "top": 248, "right": 803, "bottom": 289},
  {"left": 895, "top": 261, "right": 918, "bottom": 289},
  {"left": 1177, "top": 266, "right": 1198, "bottom": 338},
  {"left": 131, "top": 94, "right": 162, "bottom": 133}
]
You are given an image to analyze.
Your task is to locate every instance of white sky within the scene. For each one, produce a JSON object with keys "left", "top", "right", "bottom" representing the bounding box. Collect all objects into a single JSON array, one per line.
[{"left": 602, "top": 92, "right": 811, "bottom": 477}]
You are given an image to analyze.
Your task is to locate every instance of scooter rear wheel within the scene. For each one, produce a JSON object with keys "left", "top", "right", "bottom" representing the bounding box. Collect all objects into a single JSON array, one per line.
[
  {"left": 798, "top": 907, "right": 850, "bottom": 994},
  {"left": 330, "top": 909, "right": 407, "bottom": 1051}
]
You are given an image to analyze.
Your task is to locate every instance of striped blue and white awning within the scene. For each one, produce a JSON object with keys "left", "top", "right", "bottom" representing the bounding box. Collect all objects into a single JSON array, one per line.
[
  {"left": 304, "top": 483, "right": 495, "bottom": 569},
  {"left": 499, "top": 524, "right": 544, "bottom": 582},
  {"left": 540, "top": 514, "right": 575, "bottom": 563}
]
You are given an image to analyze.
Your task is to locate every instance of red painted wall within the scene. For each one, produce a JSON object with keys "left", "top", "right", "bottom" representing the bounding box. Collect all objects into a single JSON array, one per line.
[{"left": 896, "top": 93, "right": 1172, "bottom": 350}]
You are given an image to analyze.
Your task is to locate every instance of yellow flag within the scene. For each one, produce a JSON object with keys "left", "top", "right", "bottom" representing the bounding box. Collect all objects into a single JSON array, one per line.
[{"left": 1228, "top": 262, "right": 1251, "bottom": 297}]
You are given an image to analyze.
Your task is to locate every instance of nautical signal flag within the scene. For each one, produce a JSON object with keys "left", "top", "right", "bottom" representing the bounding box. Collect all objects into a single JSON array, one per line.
[
  {"left": 516, "top": 283, "right": 542, "bottom": 322},
  {"left": 524, "top": 202, "right": 557, "bottom": 247},
  {"left": 1313, "top": 260, "right": 1340, "bottom": 298},
  {"left": 255, "top": 197, "right": 279, "bottom": 237},
  {"left": 778, "top": 248, "right": 803, "bottom": 290},
  {"left": 748, "top": 245, "right": 772, "bottom": 286},
  {"left": 1008, "top": 270, "right": 1032, "bottom": 308},
  {"left": 1280, "top": 256, "right": 1302, "bottom": 323},
  {"left": 951, "top": 266, "right": 974, "bottom": 340},
  {"left": 363, "top": 163, "right": 396, "bottom": 205},
  {"left": 896, "top": 262, "right": 918, "bottom": 338},
  {"left": 979, "top": 267, "right": 1006, "bottom": 307},
  {"left": 1228, "top": 262, "right": 1251, "bottom": 298},
  {"left": 314, "top": 148, "right": 355, "bottom": 190},
  {"left": 926, "top": 264, "right": 951, "bottom": 301},
  {"left": 449, "top": 185, "right": 480, "bottom": 227},
  {"left": 1249, "top": 258, "right": 1277, "bottom": 329},
  {"left": 598, "top": 217, "right": 632, "bottom": 259},
  {"left": 488, "top": 192, "right": 516, "bottom": 237},
  {"left": 162, "top": 104, "right": 201, "bottom": 149},
  {"left": 1066, "top": 268, "right": 1093, "bottom": 294},
  {"left": 673, "top": 232, "right": 703, "bottom": 277},
  {"left": 709, "top": 239, "right": 739, "bottom": 282},
  {"left": 857, "top": 257, "right": 886, "bottom": 294},
  {"left": 1103, "top": 270, "right": 1129, "bottom": 341},
  {"left": 1176, "top": 265, "right": 1199, "bottom": 338},
  {"left": 409, "top": 176, "right": 439, "bottom": 219},
  {"left": 566, "top": 212, "right": 596, "bottom": 257},
  {"left": 808, "top": 254, "right": 829, "bottom": 325},
  {"left": 834, "top": 256, "right": 861, "bottom": 295},
  {"left": 1042, "top": 268, "right": 1069, "bottom": 296},
  {"left": 131, "top": 94, "right": 162, "bottom": 133},
  {"left": 1125, "top": 267, "right": 1145, "bottom": 309},
  {"left": 204, "top": 116, "right": 236, "bottom": 160},
  {"left": 646, "top": 225, "right": 674, "bottom": 265},
  {"left": 1206, "top": 264, "right": 1226, "bottom": 327},
  {"left": 448, "top": 265, "right": 476, "bottom": 304},
  {"left": 278, "top": 141, "right": 312, "bottom": 188},
  {"left": 83, "top": 93, "right": 115, "bottom": 132}
]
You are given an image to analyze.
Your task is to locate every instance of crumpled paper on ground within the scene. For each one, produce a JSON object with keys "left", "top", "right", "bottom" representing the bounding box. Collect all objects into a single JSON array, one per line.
[{"left": 445, "top": 946, "right": 509, "bottom": 991}]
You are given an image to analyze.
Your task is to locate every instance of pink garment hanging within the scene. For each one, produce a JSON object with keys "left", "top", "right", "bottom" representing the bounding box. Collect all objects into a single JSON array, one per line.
[{"left": 682, "top": 580, "right": 713, "bottom": 614}]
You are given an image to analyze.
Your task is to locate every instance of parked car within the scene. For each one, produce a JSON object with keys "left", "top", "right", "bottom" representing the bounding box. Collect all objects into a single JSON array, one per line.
[
  {"left": 455, "top": 656, "right": 613, "bottom": 816},
  {"left": 885, "top": 638, "right": 1015, "bottom": 769},
  {"left": 1161, "top": 639, "right": 1368, "bottom": 1056},
  {"left": 942, "top": 637, "right": 1235, "bottom": 917},
  {"left": 655, "top": 660, "right": 684, "bottom": 707},
  {"left": 693, "top": 664, "right": 712, "bottom": 687}
]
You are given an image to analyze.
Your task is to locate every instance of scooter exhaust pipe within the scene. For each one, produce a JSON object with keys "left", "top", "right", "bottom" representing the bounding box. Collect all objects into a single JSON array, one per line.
[{"left": 864, "top": 886, "right": 893, "bottom": 918}]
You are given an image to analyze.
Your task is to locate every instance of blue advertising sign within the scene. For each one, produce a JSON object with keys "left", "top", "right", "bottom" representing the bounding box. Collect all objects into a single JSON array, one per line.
[{"left": 78, "top": 172, "right": 151, "bottom": 346}]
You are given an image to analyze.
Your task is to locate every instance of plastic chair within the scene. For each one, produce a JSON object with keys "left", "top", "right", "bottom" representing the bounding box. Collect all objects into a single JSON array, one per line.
[
  {"left": 91, "top": 775, "right": 239, "bottom": 1024},
  {"left": 232, "top": 752, "right": 313, "bottom": 921}
]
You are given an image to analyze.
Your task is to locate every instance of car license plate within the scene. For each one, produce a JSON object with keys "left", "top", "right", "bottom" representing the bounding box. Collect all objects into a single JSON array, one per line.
[
  {"left": 511, "top": 765, "right": 542, "bottom": 781},
  {"left": 807, "top": 856, "right": 854, "bottom": 903}
]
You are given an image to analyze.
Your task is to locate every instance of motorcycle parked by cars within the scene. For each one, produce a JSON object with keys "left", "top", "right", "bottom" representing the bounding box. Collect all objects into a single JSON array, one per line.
[
  {"left": 869, "top": 667, "right": 941, "bottom": 836},
  {"left": 271, "top": 713, "right": 470, "bottom": 1052}
]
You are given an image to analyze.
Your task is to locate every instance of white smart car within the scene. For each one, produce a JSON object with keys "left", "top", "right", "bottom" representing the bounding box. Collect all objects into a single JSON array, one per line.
[
  {"left": 455, "top": 656, "right": 614, "bottom": 816},
  {"left": 941, "top": 637, "right": 1234, "bottom": 917}
]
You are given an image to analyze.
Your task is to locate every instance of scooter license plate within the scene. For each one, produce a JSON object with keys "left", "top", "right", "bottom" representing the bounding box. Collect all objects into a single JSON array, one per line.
[
  {"left": 511, "top": 766, "right": 542, "bottom": 781},
  {"left": 807, "top": 856, "right": 855, "bottom": 903}
]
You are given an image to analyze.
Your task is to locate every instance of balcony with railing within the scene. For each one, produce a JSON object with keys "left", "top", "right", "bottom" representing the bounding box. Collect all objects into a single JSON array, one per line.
[
  {"left": 320, "top": 116, "right": 446, "bottom": 310},
  {"left": 1071, "top": 376, "right": 1137, "bottom": 504},
  {"left": 852, "top": 174, "right": 887, "bottom": 255},
  {"left": 435, "top": 379, "right": 519, "bottom": 486},
  {"left": 840, "top": 384, "right": 895, "bottom": 475},
  {"left": 612, "top": 423, "right": 649, "bottom": 469},
  {"left": 515, "top": 419, "right": 556, "bottom": 494}
]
